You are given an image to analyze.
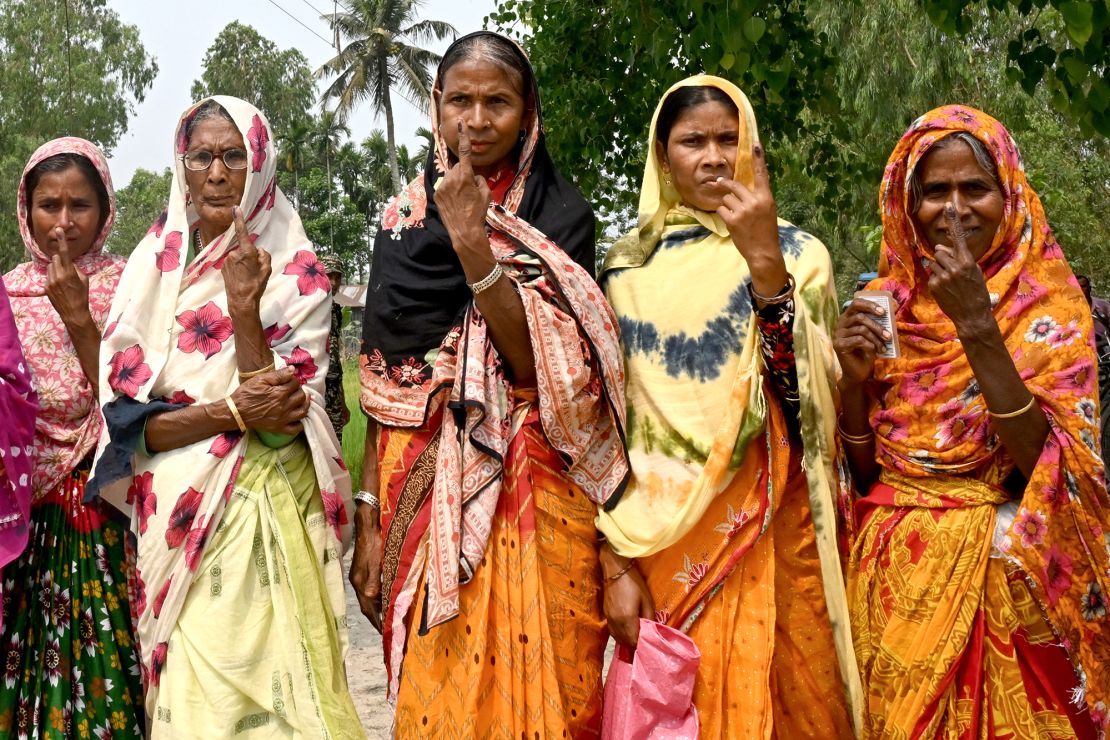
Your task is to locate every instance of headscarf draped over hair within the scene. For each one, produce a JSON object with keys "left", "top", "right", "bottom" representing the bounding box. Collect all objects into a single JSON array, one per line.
[
  {"left": 597, "top": 75, "right": 861, "bottom": 728},
  {"left": 864, "top": 105, "right": 1110, "bottom": 719},
  {"left": 359, "top": 31, "right": 629, "bottom": 635},
  {"left": 4, "top": 137, "right": 124, "bottom": 498},
  {"left": 91, "top": 97, "right": 350, "bottom": 707}
]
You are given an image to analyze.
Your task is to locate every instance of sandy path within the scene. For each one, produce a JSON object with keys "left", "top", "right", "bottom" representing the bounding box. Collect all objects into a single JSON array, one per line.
[{"left": 343, "top": 554, "right": 391, "bottom": 739}]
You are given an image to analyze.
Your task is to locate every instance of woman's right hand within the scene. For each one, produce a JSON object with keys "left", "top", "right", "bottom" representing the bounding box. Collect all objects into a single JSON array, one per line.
[
  {"left": 834, "top": 300, "right": 889, "bottom": 385},
  {"left": 223, "top": 206, "right": 272, "bottom": 315},
  {"left": 229, "top": 367, "right": 309, "bottom": 435},
  {"left": 601, "top": 543, "right": 655, "bottom": 649},
  {"left": 349, "top": 502, "right": 384, "bottom": 632}
]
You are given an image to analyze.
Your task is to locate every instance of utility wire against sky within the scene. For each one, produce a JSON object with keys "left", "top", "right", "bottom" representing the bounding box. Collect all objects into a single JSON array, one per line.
[{"left": 262, "top": 0, "right": 334, "bottom": 48}]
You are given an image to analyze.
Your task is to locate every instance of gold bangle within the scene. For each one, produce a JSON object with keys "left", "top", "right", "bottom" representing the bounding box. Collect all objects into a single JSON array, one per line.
[
  {"left": 225, "top": 396, "right": 248, "bottom": 434},
  {"left": 987, "top": 395, "right": 1036, "bottom": 420},
  {"left": 837, "top": 421, "right": 874, "bottom": 444},
  {"left": 606, "top": 561, "right": 636, "bottom": 583},
  {"left": 238, "top": 361, "right": 275, "bottom": 381}
]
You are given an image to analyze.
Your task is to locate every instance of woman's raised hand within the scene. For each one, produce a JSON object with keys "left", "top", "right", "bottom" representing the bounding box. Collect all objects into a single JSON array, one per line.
[
  {"left": 435, "top": 122, "right": 493, "bottom": 257},
  {"left": 223, "top": 206, "right": 271, "bottom": 314},
  {"left": 927, "top": 203, "right": 993, "bottom": 332},
  {"left": 45, "top": 228, "right": 92, "bottom": 330},
  {"left": 834, "top": 300, "right": 890, "bottom": 385},
  {"left": 229, "top": 367, "right": 309, "bottom": 435},
  {"left": 715, "top": 146, "right": 788, "bottom": 297}
]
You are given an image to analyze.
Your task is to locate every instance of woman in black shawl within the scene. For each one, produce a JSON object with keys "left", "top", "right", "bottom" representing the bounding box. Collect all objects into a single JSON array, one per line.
[{"left": 352, "top": 31, "right": 629, "bottom": 736}]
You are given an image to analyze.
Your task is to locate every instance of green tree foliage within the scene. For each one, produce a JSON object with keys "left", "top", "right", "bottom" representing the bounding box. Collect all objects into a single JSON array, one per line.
[
  {"left": 490, "top": 0, "right": 841, "bottom": 232},
  {"left": 190, "top": 21, "right": 317, "bottom": 135},
  {"left": 318, "top": 0, "right": 455, "bottom": 189},
  {"left": 922, "top": 0, "right": 1110, "bottom": 137},
  {"left": 0, "top": 0, "right": 156, "bottom": 270},
  {"left": 105, "top": 167, "right": 172, "bottom": 257},
  {"left": 493, "top": 0, "right": 1110, "bottom": 296}
]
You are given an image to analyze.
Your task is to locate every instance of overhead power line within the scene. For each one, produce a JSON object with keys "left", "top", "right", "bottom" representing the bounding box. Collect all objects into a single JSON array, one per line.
[
  {"left": 299, "top": 0, "right": 328, "bottom": 18},
  {"left": 263, "top": 0, "right": 334, "bottom": 48}
]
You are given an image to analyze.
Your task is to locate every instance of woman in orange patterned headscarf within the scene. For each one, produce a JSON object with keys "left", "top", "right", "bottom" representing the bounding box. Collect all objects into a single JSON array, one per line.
[{"left": 836, "top": 105, "right": 1109, "bottom": 737}]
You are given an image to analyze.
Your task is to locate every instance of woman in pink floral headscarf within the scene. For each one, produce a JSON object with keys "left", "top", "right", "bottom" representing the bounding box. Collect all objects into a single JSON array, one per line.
[{"left": 0, "top": 137, "right": 142, "bottom": 739}]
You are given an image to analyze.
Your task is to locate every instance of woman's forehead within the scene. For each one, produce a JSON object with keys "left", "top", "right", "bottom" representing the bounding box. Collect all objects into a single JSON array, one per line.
[
  {"left": 441, "top": 57, "right": 524, "bottom": 95},
  {"left": 187, "top": 117, "right": 244, "bottom": 148}
]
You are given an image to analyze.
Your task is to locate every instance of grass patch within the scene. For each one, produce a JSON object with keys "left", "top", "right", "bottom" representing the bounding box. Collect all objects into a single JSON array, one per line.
[{"left": 339, "top": 359, "right": 366, "bottom": 487}]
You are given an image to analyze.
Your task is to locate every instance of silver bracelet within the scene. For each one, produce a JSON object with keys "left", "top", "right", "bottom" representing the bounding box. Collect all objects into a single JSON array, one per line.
[
  {"left": 353, "top": 490, "right": 380, "bottom": 509},
  {"left": 467, "top": 263, "right": 503, "bottom": 295}
]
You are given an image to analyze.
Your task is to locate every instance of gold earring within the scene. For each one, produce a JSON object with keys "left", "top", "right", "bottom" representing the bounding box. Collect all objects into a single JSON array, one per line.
[{"left": 663, "top": 173, "right": 672, "bottom": 187}]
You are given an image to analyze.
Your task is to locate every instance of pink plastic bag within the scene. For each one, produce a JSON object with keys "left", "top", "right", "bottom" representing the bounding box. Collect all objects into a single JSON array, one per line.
[{"left": 602, "top": 618, "right": 700, "bottom": 739}]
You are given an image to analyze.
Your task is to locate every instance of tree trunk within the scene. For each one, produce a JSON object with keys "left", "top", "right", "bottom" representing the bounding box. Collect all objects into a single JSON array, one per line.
[
  {"left": 327, "top": 151, "right": 335, "bottom": 247},
  {"left": 382, "top": 58, "right": 401, "bottom": 192}
]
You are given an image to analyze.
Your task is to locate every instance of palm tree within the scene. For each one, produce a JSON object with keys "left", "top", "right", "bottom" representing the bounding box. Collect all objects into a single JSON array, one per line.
[
  {"left": 311, "top": 109, "right": 351, "bottom": 213},
  {"left": 318, "top": 0, "right": 456, "bottom": 191},
  {"left": 278, "top": 118, "right": 313, "bottom": 205}
]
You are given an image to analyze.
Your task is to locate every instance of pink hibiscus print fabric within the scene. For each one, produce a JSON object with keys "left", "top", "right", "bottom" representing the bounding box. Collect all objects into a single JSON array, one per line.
[
  {"left": 283, "top": 250, "right": 331, "bottom": 296},
  {"left": 264, "top": 323, "right": 291, "bottom": 346},
  {"left": 321, "top": 488, "right": 348, "bottom": 541},
  {"left": 247, "top": 114, "right": 269, "bottom": 172},
  {"left": 282, "top": 346, "right": 318, "bottom": 383},
  {"left": 176, "top": 301, "right": 234, "bottom": 359},
  {"left": 108, "top": 345, "right": 153, "bottom": 397},
  {"left": 127, "top": 472, "right": 158, "bottom": 535},
  {"left": 208, "top": 432, "right": 242, "bottom": 459},
  {"left": 156, "top": 231, "right": 183, "bottom": 272},
  {"left": 165, "top": 487, "right": 204, "bottom": 549}
]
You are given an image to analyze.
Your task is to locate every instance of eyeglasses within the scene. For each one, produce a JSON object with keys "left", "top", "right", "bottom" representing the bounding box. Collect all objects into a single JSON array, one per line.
[{"left": 181, "top": 148, "right": 249, "bottom": 172}]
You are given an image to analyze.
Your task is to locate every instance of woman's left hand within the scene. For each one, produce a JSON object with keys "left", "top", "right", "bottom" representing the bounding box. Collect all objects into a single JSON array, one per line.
[
  {"left": 46, "top": 229, "right": 93, "bottom": 331},
  {"left": 223, "top": 206, "right": 271, "bottom": 314},
  {"left": 928, "top": 203, "right": 993, "bottom": 331},
  {"left": 716, "top": 145, "right": 788, "bottom": 297},
  {"left": 434, "top": 123, "right": 493, "bottom": 264}
]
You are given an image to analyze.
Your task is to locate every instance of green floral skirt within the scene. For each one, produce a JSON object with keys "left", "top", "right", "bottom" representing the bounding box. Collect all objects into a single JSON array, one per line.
[{"left": 0, "top": 468, "right": 144, "bottom": 739}]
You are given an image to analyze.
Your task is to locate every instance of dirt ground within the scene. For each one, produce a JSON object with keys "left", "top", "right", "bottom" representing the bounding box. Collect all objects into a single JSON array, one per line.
[{"left": 343, "top": 554, "right": 391, "bottom": 738}]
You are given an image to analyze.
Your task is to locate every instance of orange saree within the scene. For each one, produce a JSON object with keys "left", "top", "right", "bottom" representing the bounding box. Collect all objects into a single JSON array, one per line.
[
  {"left": 640, "top": 397, "right": 853, "bottom": 739},
  {"left": 383, "top": 401, "right": 608, "bottom": 738}
]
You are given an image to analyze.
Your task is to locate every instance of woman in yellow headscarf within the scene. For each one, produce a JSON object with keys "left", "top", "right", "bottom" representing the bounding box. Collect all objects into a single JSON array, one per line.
[
  {"left": 596, "top": 75, "right": 861, "bottom": 738},
  {"left": 837, "top": 106, "right": 1109, "bottom": 737}
]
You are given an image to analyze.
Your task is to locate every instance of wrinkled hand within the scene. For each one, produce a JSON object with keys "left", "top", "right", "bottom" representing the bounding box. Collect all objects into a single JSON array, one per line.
[
  {"left": 715, "top": 145, "right": 785, "bottom": 280},
  {"left": 434, "top": 122, "right": 493, "bottom": 258},
  {"left": 928, "top": 203, "right": 993, "bottom": 330},
  {"left": 600, "top": 543, "right": 655, "bottom": 649},
  {"left": 223, "top": 206, "right": 271, "bottom": 313},
  {"left": 349, "top": 503, "right": 384, "bottom": 632},
  {"left": 834, "top": 300, "right": 889, "bottom": 385},
  {"left": 46, "top": 229, "right": 92, "bottom": 331},
  {"left": 229, "top": 367, "right": 309, "bottom": 435}
]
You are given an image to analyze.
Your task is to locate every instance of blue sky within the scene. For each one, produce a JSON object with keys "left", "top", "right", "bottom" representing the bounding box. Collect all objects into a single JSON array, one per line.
[{"left": 107, "top": 0, "right": 496, "bottom": 186}]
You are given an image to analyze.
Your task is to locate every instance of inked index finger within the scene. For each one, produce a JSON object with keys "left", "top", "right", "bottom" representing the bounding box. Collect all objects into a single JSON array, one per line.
[
  {"left": 232, "top": 206, "right": 256, "bottom": 254},
  {"left": 456, "top": 121, "right": 473, "bottom": 173},
  {"left": 54, "top": 227, "right": 72, "bottom": 268},
  {"left": 752, "top": 143, "right": 772, "bottom": 192},
  {"left": 944, "top": 203, "right": 971, "bottom": 257}
]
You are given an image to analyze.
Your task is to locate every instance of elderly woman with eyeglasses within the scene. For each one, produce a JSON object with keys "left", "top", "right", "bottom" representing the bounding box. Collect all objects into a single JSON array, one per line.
[{"left": 89, "top": 97, "right": 361, "bottom": 738}]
